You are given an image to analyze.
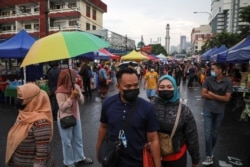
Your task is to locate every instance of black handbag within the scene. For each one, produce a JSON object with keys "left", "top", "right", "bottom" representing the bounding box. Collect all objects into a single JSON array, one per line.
[
  {"left": 99, "top": 102, "right": 137, "bottom": 167},
  {"left": 99, "top": 137, "right": 122, "bottom": 167},
  {"left": 60, "top": 115, "right": 76, "bottom": 129}
]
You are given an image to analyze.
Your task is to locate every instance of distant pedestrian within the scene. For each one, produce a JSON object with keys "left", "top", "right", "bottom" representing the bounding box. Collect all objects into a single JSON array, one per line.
[
  {"left": 47, "top": 61, "right": 60, "bottom": 121},
  {"left": 111, "top": 62, "right": 117, "bottom": 83},
  {"left": 56, "top": 69, "right": 93, "bottom": 167},
  {"left": 79, "top": 61, "right": 92, "bottom": 99},
  {"left": 174, "top": 63, "right": 183, "bottom": 86},
  {"left": 201, "top": 63, "right": 232, "bottom": 165},
  {"left": 96, "top": 67, "right": 161, "bottom": 167},
  {"left": 187, "top": 64, "right": 195, "bottom": 88},
  {"left": 153, "top": 75, "right": 200, "bottom": 167},
  {"left": 98, "top": 64, "right": 109, "bottom": 99},
  {"left": 6, "top": 83, "right": 55, "bottom": 167},
  {"left": 144, "top": 65, "right": 159, "bottom": 102}
]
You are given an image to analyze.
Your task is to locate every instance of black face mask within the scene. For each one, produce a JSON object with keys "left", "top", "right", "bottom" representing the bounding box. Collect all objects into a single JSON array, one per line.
[
  {"left": 122, "top": 88, "right": 140, "bottom": 102},
  {"left": 158, "top": 90, "right": 174, "bottom": 100},
  {"left": 15, "top": 98, "right": 26, "bottom": 110}
]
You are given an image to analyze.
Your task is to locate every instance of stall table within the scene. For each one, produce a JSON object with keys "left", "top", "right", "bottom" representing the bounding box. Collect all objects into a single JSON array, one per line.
[{"left": 232, "top": 86, "right": 250, "bottom": 112}]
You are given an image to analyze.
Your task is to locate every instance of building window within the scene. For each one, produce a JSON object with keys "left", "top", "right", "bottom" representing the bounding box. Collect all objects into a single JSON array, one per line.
[
  {"left": 25, "top": 24, "right": 31, "bottom": 29},
  {"left": 34, "top": 7, "right": 39, "bottom": 12},
  {"left": 69, "top": 20, "right": 77, "bottom": 26},
  {"left": 92, "top": 25, "right": 96, "bottom": 30},
  {"left": 86, "top": 23, "right": 90, "bottom": 30},
  {"left": 34, "top": 23, "right": 39, "bottom": 30},
  {"left": 92, "top": 9, "right": 96, "bottom": 20},
  {"left": 1, "top": 11, "right": 10, "bottom": 16},
  {"left": 22, "top": 8, "right": 31, "bottom": 13},
  {"left": 2, "top": 25, "right": 11, "bottom": 31},
  {"left": 53, "top": 4, "right": 64, "bottom": 10},
  {"left": 68, "top": 3, "right": 77, "bottom": 8},
  {"left": 86, "top": 6, "right": 90, "bottom": 17}
]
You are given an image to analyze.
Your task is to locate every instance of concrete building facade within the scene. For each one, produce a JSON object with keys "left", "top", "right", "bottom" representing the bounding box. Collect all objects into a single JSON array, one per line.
[
  {"left": 0, "top": 0, "right": 107, "bottom": 39},
  {"left": 210, "top": 0, "right": 250, "bottom": 34},
  {"left": 180, "top": 35, "right": 186, "bottom": 52},
  {"left": 191, "top": 25, "right": 212, "bottom": 54}
]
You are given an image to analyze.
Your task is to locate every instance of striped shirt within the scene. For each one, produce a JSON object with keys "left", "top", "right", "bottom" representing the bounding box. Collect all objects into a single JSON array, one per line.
[{"left": 8, "top": 119, "right": 55, "bottom": 167}]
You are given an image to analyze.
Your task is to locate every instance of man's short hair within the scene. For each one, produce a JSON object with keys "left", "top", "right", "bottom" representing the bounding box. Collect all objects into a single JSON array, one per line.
[
  {"left": 116, "top": 67, "right": 138, "bottom": 83},
  {"left": 212, "top": 63, "right": 226, "bottom": 72}
]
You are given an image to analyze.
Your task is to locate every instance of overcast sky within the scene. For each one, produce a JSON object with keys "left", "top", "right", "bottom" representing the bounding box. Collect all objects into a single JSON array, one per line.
[{"left": 101, "top": 0, "right": 211, "bottom": 47}]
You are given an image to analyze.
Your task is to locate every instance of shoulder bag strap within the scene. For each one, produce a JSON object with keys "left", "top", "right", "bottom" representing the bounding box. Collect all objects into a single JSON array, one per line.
[{"left": 170, "top": 103, "right": 182, "bottom": 139}]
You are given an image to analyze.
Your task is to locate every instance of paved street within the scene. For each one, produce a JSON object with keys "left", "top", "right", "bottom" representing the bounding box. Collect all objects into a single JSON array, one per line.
[{"left": 0, "top": 80, "right": 250, "bottom": 167}]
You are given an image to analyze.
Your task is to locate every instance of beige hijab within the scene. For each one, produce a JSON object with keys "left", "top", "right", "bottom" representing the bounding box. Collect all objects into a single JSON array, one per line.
[{"left": 5, "top": 83, "right": 53, "bottom": 164}]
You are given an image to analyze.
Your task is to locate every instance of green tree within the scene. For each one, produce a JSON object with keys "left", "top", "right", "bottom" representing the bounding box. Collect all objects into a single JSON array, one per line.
[
  {"left": 150, "top": 44, "right": 167, "bottom": 56},
  {"left": 201, "top": 31, "right": 240, "bottom": 53},
  {"left": 201, "top": 6, "right": 250, "bottom": 53},
  {"left": 238, "top": 5, "right": 250, "bottom": 39}
]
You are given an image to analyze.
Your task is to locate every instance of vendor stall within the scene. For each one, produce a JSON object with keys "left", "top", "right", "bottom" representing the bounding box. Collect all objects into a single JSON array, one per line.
[{"left": 4, "top": 80, "right": 49, "bottom": 104}]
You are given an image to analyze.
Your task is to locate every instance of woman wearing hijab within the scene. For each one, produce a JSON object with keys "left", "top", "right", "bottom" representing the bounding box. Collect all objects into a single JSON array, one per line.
[
  {"left": 153, "top": 75, "right": 200, "bottom": 167},
  {"left": 6, "top": 83, "right": 55, "bottom": 167},
  {"left": 97, "top": 64, "right": 110, "bottom": 99},
  {"left": 56, "top": 69, "right": 93, "bottom": 167}
]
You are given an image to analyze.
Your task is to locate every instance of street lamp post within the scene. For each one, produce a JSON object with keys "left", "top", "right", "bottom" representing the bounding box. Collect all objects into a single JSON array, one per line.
[{"left": 193, "top": 11, "right": 212, "bottom": 19}]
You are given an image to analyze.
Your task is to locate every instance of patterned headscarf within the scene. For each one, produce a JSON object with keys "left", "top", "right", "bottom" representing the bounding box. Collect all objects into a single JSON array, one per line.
[
  {"left": 157, "top": 74, "right": 179, "bottom": 103},
  {"left": 6, "top": 83, "right": 53, "bottom": 164}
]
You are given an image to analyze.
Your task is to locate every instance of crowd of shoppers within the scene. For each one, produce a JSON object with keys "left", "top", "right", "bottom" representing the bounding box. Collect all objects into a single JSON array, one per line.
[{"left": 5, "top": 58, "right": 236, "bottom": 167}]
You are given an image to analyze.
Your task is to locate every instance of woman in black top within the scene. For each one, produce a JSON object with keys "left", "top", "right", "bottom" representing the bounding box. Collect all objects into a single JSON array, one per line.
[{"left": 153, "top": 75, "right": 200, "bottom": 167}]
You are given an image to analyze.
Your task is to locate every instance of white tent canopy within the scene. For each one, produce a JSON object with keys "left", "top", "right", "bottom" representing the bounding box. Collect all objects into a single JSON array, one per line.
[{"left": 156, "top": 53, "right": 167, "bottom": 60}]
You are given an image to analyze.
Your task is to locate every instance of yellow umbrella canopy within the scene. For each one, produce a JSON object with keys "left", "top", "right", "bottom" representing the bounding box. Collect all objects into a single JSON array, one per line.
[{"left": 121, "top": 50, "right": 149, "bottom": 60}]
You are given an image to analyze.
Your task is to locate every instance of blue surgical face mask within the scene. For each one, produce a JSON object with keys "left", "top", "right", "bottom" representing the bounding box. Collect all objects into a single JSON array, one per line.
[{"left": 211, "top": 71, "right": 217, "bottom": 77}]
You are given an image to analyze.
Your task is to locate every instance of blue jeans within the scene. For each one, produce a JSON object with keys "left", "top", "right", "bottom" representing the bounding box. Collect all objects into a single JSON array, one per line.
[
  {"left": 203, "top": 110, "right": 224, "bottom": 156},
  {"left": 146, "top": 89, "right": 156, "bottom": 98},
  {"left": 57, "top": 118, "right": 85, "bottom": 165}
]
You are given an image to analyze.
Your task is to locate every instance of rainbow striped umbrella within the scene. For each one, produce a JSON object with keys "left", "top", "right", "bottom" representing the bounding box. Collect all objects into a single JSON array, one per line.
[{"left": 21, "top": 31, "right": 110, "bottom": 67}]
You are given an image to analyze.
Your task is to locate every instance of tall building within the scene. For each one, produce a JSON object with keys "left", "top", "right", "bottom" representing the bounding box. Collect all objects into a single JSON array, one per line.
[
  {"left": 180, "top": 35, "right": 186, "bottom": 52},
  {"left": 210, "top": 0, "right": 250, "bottom": 34},
  {"left": 0, "top": 0, "right": 107, "bottom": 39},
  {"left": 191, "top": 25, "right": 212, "bottom": 54},
  {"left": 165, "top": 23, "right": 170, "bottom": 54}
]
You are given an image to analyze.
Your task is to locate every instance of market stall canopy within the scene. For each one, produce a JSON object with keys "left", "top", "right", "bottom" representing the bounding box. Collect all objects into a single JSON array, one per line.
[
  {"left": 81, "top": 50, "right": 110, "bottom": 60},
  {"left": 99, "top": 48, "right": 120, "bottom": 60},
  {"left": 156, "top": 53, "right": 167, "bottom": 60},
  {"left": 140, "top": 51, "right": 156, "bottom": 60},
  {"left": 200, "top": 47, "right": 218, "bottom": 61},
  {"left": 121, "top": 50, "right": 149, "bottom": 60},
  {"left": 0, "top": 29, "right": 35, "bottom": 58},
  {"left": 210, "top": 45, "right": 228, "bottom": 62},
  {"left": 216, "top": 35, "right": 250, "bottom": 62},
  {"left": 227, "top": 45, "right": 250, "bottom": 62}
]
